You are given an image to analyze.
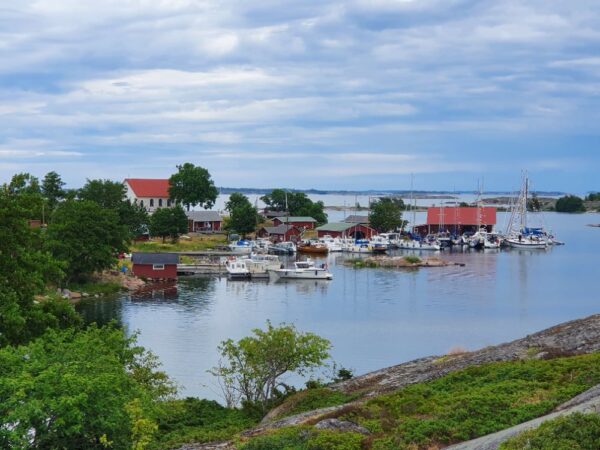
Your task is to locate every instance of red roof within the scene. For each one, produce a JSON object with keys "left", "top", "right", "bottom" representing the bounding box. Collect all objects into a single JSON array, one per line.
[
  {"left": 426, "top": 207, "right": 496, "bottom": 225},
  {"left": 125, "top": 178, "right": 170, "bottom": 198}
]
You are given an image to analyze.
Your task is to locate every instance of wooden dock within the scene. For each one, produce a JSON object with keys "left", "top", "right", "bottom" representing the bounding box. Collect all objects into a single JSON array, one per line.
[{"left": 177, "top": 263, "right": 227, "bottom": 275}]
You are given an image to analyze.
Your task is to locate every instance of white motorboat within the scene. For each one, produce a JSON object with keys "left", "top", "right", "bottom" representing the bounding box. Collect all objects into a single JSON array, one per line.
[
  {"left": 397, "top": 237, "right": 441, "bottom": 251},
  {"left": 380, "top": 233, "right": 401, "bottom": 248},
  {"left": 244, "top": 254, "right": 282, "bottom": 278},
  {"left": 319, "top": 235, "right": 344, "bottom": 252},
  {"left": 224, "top": 258, "right": 250, "bottom": 278},
  {"left": 370, "top": 235, "right": 390, "bottom": 253},
  {"left": 344, "top": 239, "right": 373, "bottom": 253},
  {"left": 268, "top": 258, "right": 333, "bottom": 281}
]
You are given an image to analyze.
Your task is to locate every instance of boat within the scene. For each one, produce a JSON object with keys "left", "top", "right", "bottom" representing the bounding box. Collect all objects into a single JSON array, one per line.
[
  {"left": 379, "top": 233, "right": 401, "bottom": 249},
  {"left": 344, "top": 239, "right": 373, "bottom": 253},
  {"left": 370, "top": 235, "right": 390, "bottom": 253},
  {"left": 228, "top": 239, "right": 254, "bottom": 254},
  {"left": 268, "top": 241, "right": 297, "bottom": 255},
  {"left": 504, "top": 174, "right": 552, "bottom": 250},
  {"left": 319, "top": 235, "right": 344, "bottom": 252},
  {"left": 224, "top": 258, "right": 250, "bottom": 278},
  {"left": 268, "top": 258, "right": 333, "bottom": 281},
  {"left": 244, "top": 254, "right": 281, "bottom": 279},
  {"left": 397, "top": 234, "right": 441, "bottom": 251},
  {"left": 297, "top": 241, "right": 329, "bottom": 255}
]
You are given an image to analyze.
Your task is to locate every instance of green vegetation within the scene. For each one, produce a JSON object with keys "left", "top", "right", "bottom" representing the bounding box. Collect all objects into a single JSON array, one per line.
[
  {"left": 168, "top": 162, "right": 218, "bottom": 211},
  {"left": 261, "top": 189, "right": 327, "bottom": 225},
  {"left": 150, "top": 398, "right": 258, "bottom": 449},
  {"left": 209, "top": 321, "right": 331, "bottom": 410},
  {"left": 368, "top": 197, "right": 405, "bottom": 232},
  {"left": 403, "top": 255, "right": 421, "bottom": 264},
  {"left": 226, "top": 192, "right": 259, "bottom": 236},
  {"left": 0, "top": 325, "right": 174, "bottom": 449},
  {"left": 131, "top": 234, "right": 227, "bottom": 252},
  {"left": 239, "top": 427, "right": 365, "bottom": 450},
  {"left": 46, "top": 199, "right": 128, "bottom": 284},
  {"left": 275, "top": 388, "right": 358, "bottom": 419},
  {"left": 586, "top": 192, "right": 600, "bottom": 201},
  {"left": 348, "top": 258, "right": 379, "bottom": 268},
  {"left": 149, "top": 204, "right": 188, "bottom": 243},
  {"left": 500, "top": 413, "right": 600, "bottom": 450},
  {"left": 66, "top": 280, "right": 123, "bottom": 296},
  {"left": 41, "top": 171, "right": 66, "bottom": 211},
  {"left": 239, "top": 353, "right": 600, "bottom": 450},
  {"left": 555, "top": 195, "right": 586, "bottom": 213}
]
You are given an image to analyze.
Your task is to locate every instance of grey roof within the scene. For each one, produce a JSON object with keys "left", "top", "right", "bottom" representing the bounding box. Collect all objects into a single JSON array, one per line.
[
  {"left": 316, "top": 222, "right": 356, "bottom": 232},
  {"left": 186, "top": 210, "right": 222, "bottom": 222},
  {"left": 343, "top": 215, "right": 369, "bottom": 224},
  {"left": 132, "top": 252, "right": 178, "bottom": 265},
  {"left": 275, "top": 216, "right": 317, "bottom": 223},
  {"left": 261, "top": 224, "right": 297, "bottom": 235}
]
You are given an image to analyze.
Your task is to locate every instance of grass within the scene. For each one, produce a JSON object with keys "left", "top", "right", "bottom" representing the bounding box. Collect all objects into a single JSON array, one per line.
[
  {"left": 499, "top": 412, "right": 600, "bottom": 450},
  {"left": 271, "top": 388, "right": 359, "bottom": 420},
  {"left": 237, "top": 353, "right": 600, "bottom": 450},
  {"left": 403, "top": 255, "right": 421, "bottom": 264},
  {"left": 130, "top": 234, "right": 228, "bottom": 253}
]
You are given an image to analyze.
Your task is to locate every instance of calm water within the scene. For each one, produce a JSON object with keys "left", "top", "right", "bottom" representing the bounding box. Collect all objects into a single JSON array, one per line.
[{"left": 78, "top": 208, "right": 600, "bottom": 400}]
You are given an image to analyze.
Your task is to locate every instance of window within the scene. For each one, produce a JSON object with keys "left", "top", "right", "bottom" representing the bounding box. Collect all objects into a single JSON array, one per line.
[
  {"left": 167, "top": 199, "right": 172, "bottom": 207},
  {"left": 152, "top": 264, "right": 165, "bottom": 270},
  {"left": 140, "top": 200, "right": 144, "bottom": 207},
  {"left": 159, "top": 198, "right": 163, "bottom": 207},
  {"left": 150, "top": 199, "right": 154, "bottom": 207}
]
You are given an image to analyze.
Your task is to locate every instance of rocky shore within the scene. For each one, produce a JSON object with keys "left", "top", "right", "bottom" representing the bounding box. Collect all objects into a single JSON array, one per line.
[
  {"left": 346, "top": 255, "right": 464, "bottom": 269},
  {"left": 177, "top": 314, "right": 600, "bottom": 449}
]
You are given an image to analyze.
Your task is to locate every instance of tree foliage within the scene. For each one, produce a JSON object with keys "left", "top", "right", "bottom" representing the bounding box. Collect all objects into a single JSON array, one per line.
[
  {"left": 42, "top": 171, "right": 66, "bottom": 211},
  {"left": 368, "top": 197, "right": 405, "bottom": 232},
  {"left": 78, "top": 178, "right": 148, "bottom": 239},
  {"left": 209, "top": 322, "right": 331, "bottom": 409},
  {"left": 168, "top": 163, "right": 219, "bottom": 211},
  {"left": 585, "top": 192, "right": 600, "bottom": 202},
  {"left": 46, "top": 200, "right": 129, "bottom": 283},
  {"left": 149, "top": 205, "right": 189, "bottom": 243},
  {"left": 555, "top": 195, "right": 585, "bottom": 213},
  {"left": 260, "top": 189, "right": 327, "bottom": 225},
  {"left": 0, "top": 187, "right": 79, "bottom": 347},
  {"left": 225, "top": 193, "right": 258, "bottom": 236},
  {"left": 0, "top": 325, "right": 174, "bottom": 450}
]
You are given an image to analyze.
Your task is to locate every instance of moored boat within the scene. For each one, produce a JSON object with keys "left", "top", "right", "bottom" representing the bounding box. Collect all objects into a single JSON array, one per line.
[
  {"left": 268, "top": 258, "right": 333, "bottom": 281},
  {"left": 297, "top": 241, "right": 329, "bottom": 255}
]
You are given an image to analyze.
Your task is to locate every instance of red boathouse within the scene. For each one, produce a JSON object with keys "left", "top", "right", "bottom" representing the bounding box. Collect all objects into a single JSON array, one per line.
[
  {"left": 132, "top": 252, "right": 178, "bottom": 280},
  {"left": 414, "top": 206, "right": 497, "bottom": 235}
]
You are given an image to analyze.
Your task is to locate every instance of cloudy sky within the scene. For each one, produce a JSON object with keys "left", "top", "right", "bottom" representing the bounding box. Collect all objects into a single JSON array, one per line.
[{"left": 1, "top": 0, "right": 599, "bottom": 192}]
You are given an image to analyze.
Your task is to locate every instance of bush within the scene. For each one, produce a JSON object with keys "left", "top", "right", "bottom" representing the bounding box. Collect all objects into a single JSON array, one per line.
[
  {"left": 239, "top": 427, "right": 364, "bottom": 450},
  {"left": 499, "top": 413, "right": 600, "bottom": 450},
  {"left": 555, "top": 195, "right": 585, "bottom": 213},
  {"left": 403, "top": 256, "right": 421, "bottom": 264}
]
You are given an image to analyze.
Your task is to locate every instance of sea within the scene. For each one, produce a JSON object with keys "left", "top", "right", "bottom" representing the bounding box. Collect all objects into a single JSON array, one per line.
[{"left": 77, "top": 193, "right": 600, "bottom": 400}]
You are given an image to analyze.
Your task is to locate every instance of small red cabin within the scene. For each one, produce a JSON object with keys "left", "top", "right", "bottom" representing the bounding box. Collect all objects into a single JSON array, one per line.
[
  {"left": 257, "top": 224, "right": 302, "bottom": 241},
  {"left": 187, "top": 211, "right": 222, "bottom": 233},
  {"left": 132, "top": 252, "right": 178, "bottom": 280}
]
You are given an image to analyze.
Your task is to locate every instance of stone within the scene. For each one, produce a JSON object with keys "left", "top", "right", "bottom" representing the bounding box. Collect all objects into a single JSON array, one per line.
[
  {"left": 314, "top": 418, "right": 370, "bottom": 435},
  {"left": 69, "top": 291, "right": 82, "bottom": 299}
]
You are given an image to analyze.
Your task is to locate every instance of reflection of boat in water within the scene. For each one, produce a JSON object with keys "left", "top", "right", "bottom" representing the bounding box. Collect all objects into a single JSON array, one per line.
[{"left": 268, "top": 258, "right": 333, "bottom": 281}]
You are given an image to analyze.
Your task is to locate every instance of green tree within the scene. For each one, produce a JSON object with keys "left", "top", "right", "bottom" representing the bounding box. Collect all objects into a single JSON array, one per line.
[
  {"left": 46, "top": 200, "right": 129, "bottom": 283},
  {"left": 8, "top": 172, "right": 41, "bottom": 195},
  {"left": 149, "top": 205, "right": 188, "bottom": 243},
  {"left": 555, "top": 195, "right": 586, "bottom": 213},
  {"left": 527, "top": 192, "right": 542, "bottom": 211},
  {"left": 78, "top": 179, "right": 148, "bottom": 239},
  {"left": 209, "top": 322, "right": 331, "bottom": 410},
  {"left": 0, "top": 186, "right": 78, "bottom": 347},
  {"left": 585, "top": 192, "right": 600, "bottom": 201},
  {"left": 369, "top": 197, "right": 404, "bottom": 232},
  {"left": 260, "top": 189, "right": 327, "bottom": 225},
  {"left": 168, "top": 163, "right": 218, "bottom": 211},
  {"left": 41, "top": 171, "right": 66, "bottom": 211},
  {"left": 225, "top": 193, "right": 258, "bottom": 236},
  {"left": 0, "top": 325, "right": 174, "bottom": 450}
]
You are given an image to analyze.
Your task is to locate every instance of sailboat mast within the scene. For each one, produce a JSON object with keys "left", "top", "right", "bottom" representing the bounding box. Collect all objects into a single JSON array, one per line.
[{"left": 411, "top": 174, "right": 416, "bottom": 233}]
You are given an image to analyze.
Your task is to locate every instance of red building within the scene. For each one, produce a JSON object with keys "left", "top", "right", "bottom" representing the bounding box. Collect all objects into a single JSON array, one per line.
[
  {"left": 132, "top": 252, "right": 178, "bottom": 280},
  {"left": 414, "top": 206, "right": 497, "bottom": 235},
  {"left": 316, "top": 223, "right": 376, "bottom": 239},
  {"left": 273, "top": 216, "right": 317, "bottom": 230},
  {"left": 187, "top": 211, "right": 222, "bottom": 232},
  {"left": 257, "top": 224, "right": 302, "bottom": 241}
]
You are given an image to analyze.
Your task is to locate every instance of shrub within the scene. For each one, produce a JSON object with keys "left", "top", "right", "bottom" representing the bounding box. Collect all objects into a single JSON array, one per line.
[
  {"left": 499, "top": 413, "right": 600, "bottom": 450},
  {"left": 555, "top": 195, "right": 585, "bottom": 213},
  {"left": 403, "top": 256, "right": 421, "bottom": 264}
]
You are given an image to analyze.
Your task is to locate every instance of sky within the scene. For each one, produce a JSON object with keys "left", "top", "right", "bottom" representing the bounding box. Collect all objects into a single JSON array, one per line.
[{"left": 0, "top": 0, "right": 599, "bottom": 193}]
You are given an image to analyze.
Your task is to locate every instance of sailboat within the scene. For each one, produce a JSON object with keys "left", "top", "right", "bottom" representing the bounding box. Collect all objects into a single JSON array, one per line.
[{"left": 504, "top": 174, "right": 550, "bottom": 249}]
